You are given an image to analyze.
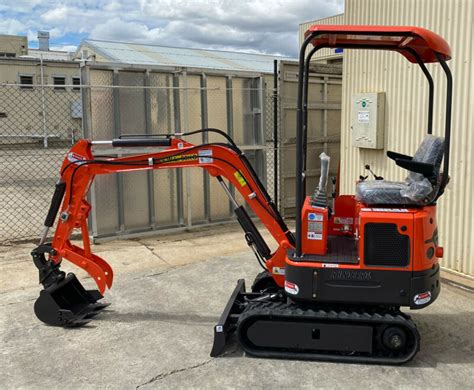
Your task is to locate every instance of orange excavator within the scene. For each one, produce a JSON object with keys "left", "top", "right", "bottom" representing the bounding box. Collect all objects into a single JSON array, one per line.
[{"left": 32, "top": 25, "right": 452, "bottom": 364}]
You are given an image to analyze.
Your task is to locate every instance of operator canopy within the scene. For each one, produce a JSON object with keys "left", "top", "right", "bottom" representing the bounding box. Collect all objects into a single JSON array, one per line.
[{"left": 305, "top": 25, "right": 452, "bottom": 63}]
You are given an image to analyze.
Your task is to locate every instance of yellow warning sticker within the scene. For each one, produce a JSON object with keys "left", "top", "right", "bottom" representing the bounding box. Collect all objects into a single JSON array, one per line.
[{"left": 234, "top": 171, "right": 247, "bottom": 186}]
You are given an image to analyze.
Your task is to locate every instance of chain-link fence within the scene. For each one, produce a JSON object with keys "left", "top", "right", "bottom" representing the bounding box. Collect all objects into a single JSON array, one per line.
[
  {"left": 0, "top": 82, "right": 82, "bottom": 243},
  {"left": 0, "top": 66, "right": 280, "bottom": 243},
  {"left": 263, "top": 75, "right": 279, "bottom": 210}
]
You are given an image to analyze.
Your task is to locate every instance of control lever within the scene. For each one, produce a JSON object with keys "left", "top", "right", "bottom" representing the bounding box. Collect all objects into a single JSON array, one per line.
[
  {"left": 365, "top": 164, "right": 383, "bottom": 180},
  {"left": 312, "top": 153, "right": 330, "bottom": 207}
]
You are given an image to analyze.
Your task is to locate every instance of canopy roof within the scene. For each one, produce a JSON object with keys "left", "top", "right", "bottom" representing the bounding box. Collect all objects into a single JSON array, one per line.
[{"left": 305, "top": 25, "right": 451, "bottom": 63}]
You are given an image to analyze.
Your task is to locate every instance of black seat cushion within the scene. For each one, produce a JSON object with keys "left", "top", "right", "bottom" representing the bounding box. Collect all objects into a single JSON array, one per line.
[
  {"left": 356, "top": 180, "right": 428, "bottom": 205},
  {"left": 407, "top": 135, "right": 445, "bottom": 183},
  {"left": 356, "top": 135, "right": 445, "bottom": 206}
]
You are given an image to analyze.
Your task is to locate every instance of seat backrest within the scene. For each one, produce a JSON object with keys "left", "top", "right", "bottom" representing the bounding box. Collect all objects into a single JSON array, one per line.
[{"left": 407, "top": 135, "right": 445, "bottom": 183}]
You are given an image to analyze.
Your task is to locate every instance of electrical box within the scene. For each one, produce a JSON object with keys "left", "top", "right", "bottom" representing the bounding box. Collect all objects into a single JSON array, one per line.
[{"left": 351, "top": 92, "right": 385, "bottom": 149}]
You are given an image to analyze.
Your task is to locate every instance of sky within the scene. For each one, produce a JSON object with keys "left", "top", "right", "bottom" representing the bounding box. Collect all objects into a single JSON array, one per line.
[{"left": 0, "top": 0, "right": 343, "bottom": 57}]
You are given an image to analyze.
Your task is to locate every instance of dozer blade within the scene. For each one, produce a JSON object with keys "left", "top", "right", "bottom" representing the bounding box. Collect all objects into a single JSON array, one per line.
[
  {"left": 210, "top": 279, "right": 247, "bottom": 357},
  {"left": 34, "top": 273, "right": 109, "bottom": 327}
]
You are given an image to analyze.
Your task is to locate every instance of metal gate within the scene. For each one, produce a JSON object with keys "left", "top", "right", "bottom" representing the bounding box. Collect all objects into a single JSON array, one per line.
[
  {"left": 278, "top": 61, "right": 343, "bottom": 217},
  {"left": 81, "top": 64, "right": 268, "bottom": 240}
]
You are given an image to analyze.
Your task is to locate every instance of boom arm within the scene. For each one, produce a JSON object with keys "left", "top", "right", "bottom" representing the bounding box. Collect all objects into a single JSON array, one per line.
[{"left": 39, "top": 133, "right": 293, "bottom": 293}]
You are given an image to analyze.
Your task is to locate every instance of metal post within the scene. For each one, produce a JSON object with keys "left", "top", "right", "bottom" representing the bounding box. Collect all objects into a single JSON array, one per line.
[
  {"left": 273, "top": 60, "right": 279, "bottom": 208},
  {"left": 435, "top": 54, "right": 453, "bottom": 192},
  {"left": 182, "top": 71, "right": 192, "bottom": 228},
  {"left": 295, "top": 34, "right": 318, "bottom": 257},
  {"left": 80, "top": 63, "right": 98, "bottom": 238},
  {"left": 144, "top": 70, "right": 156, "bottom": 229},
  {"left": 323, "top": 76, "right": 328, "bottom": 154},
  {"left": 173, "top": 74, "right": 184, "bottom": 226},
  {"left": 113, "top": 69, "right": 125, "bottom": 232},
  {"left": 200, "top": 73, "right": 210, "bottom": 221},
  {"left": 257, "top": 76, "right": 266, "bottom": 185},
  {"left": 225, "top": 76, "right": 235, "bottom": 215},
  {"left": 39, "top": 54, "right": 48, "bottom": 148},
  {"left": 80, "top": 63, "right": 92, "bottom": 139}
]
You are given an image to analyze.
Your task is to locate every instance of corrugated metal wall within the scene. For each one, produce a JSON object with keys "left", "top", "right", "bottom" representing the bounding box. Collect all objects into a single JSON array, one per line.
[
  {"left": 299, "top": 14, "right": 345, "bottom": 61},
  {"left": 337, "top": 0, "right": 473, "bottom": 276}
]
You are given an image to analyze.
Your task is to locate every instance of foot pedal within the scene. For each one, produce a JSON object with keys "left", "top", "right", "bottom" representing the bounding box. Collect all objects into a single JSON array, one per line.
[{"left": 34, "top": 273, "right": 109, "bottom": 327}]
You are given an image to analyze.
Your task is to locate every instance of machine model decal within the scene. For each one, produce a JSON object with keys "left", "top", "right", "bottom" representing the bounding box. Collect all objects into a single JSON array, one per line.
[
  {"left": 413, "top": 291, "right": 431, "bottom": 305},
  {"left": 198, "top": 149, "right": 213, "bottom": 163},
  {"left": 322, "top": 263, "right": 339, "bottom": 268},
  {"left": 361, "top": 208, "right": 409, "bottom": 213},
  {"left": 329, "top": 270, "right": 372, "bottom": 281},
  {"left": 284, "top": 281, "right": 299, "bottom": 295},
  {"left": 159, "top": 153, "right": 198, "bottom": 163}
]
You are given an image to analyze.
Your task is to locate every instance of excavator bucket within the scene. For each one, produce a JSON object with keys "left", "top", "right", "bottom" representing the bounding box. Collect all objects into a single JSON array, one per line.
[{"left": 34, "top": 273, "right": 109, "bottom": 327}]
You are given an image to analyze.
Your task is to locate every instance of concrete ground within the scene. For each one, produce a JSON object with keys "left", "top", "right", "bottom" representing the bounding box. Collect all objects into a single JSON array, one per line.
[{"left": 1, "top": 223, "right": 473, "bottom": 389}]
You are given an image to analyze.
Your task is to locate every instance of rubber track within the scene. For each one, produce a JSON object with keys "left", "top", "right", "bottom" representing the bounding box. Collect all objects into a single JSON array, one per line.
[{"left": 237, "top": 301, "right": 420, "bottom": 365}]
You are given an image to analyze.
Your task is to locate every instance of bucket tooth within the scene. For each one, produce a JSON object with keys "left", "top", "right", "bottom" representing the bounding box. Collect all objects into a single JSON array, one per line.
[
  {"left": 82, "top": 302, "right": 110, "bottom": 319},
  {"left": 86, "top": 289, "right": 104, "bottom": 303}
]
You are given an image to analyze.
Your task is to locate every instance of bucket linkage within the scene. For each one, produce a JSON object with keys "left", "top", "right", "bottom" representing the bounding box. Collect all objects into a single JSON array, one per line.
[{"left": 32, "top": 244, "right": 109, "bottom": 326}]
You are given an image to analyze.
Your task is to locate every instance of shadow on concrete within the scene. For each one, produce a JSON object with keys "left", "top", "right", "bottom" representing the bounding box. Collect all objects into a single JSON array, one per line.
[{"left": 99, "top": 310, "right": 217, "bottom": 325}]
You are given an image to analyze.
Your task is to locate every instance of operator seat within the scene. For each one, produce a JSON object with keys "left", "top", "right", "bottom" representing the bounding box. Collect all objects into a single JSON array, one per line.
[{"left": 356, "top": 135, "right": 445, "bottom": 206}]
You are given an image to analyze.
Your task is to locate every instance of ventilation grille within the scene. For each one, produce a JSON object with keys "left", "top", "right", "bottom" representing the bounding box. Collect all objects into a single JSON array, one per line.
[{"left": 364, "top": 223, "right": 410, "bottom": 267}]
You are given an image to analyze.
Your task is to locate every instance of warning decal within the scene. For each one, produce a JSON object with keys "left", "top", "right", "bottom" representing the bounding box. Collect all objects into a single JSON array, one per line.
[
  {"left": 307, "top": 232, "right": 323, "bottom": 240},
  {"left": 234, "top": 171, "right": 247, "bottom": 186},
  {"left": 273, "top": 267, "right": 285, "bottom": 275},
  {"left": 284, "top": 281, "right": 299, "bottom": 295},
  {"left": 308, "top": 213, "right": 323, "bottom": 221},
  {"left": 414, "top": 291, "right": 431, "bottom": 306},
  {"left": 334, "top": 217, "right": 353, "bottom": 225},
  {"left": 67, "top": 152, "right": 86, "bottom": 163}
]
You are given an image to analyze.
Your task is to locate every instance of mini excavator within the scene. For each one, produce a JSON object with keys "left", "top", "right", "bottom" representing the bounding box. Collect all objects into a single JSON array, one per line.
[{"left": 32, "top": 25, "right": 453, "bottom": 364}]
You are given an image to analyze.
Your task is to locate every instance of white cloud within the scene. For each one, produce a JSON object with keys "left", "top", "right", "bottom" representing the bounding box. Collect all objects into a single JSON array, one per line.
[
  {"left": 0, "top": 19, "right": 26, "bottom": 35},
  {"left": 41, "top": 5, "right": 69, "bottom": 22},
  {"left": 1, "top": 0, "right": 344, "bottom": 56},
  {"left": 90, "top": 18, "right": 164, "bottom": 42}
]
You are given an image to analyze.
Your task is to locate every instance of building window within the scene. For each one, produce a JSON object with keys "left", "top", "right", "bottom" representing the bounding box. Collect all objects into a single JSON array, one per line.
[
  {"left": 19, "top": 75, "right": 34, "bottom": 89},
  {"left": 72, "top": 77, "right": 81, "bottom": 91},
  {"left": 53, "top": 76, "right": 66, "bottom": 90}
]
